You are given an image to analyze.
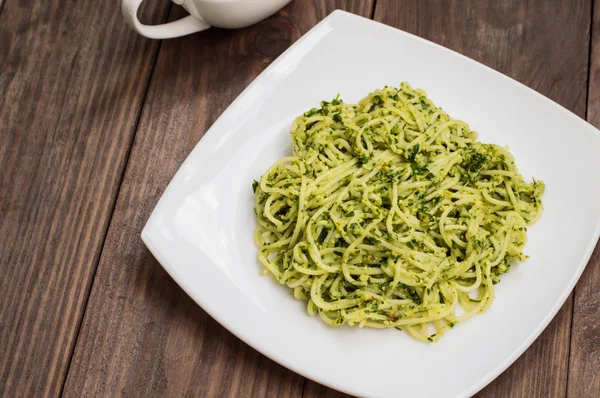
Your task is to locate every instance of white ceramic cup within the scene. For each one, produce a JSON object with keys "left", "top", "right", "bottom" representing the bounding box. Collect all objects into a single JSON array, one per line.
[{"left": 122, "top": 0, "right": 292, "bottom": 39}]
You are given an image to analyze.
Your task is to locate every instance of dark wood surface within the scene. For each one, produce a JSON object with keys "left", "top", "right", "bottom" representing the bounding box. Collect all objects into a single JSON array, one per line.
[
  {"left": 1, "top": 0, "right": 598, "bottom": 397},
  {"left": 0, "top": 0, "right": 170, "bottom": 396},
  {"left": 568, "top": 1, "right": 600, "bottom": 397}
]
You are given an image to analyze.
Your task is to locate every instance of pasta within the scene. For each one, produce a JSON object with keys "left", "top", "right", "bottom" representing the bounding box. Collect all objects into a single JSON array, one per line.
[{"left": 253, "top": 83, "right": 544, "bottom": 342}]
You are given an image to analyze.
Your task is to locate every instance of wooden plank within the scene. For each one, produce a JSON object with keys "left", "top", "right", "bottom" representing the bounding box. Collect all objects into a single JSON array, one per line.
[
  {"left": 62, "top": 1, "right": 374, "bottom": 397},
  {"left": 0, "top": 0, "right": 171, "bottom": 396},
  {"left": 567, "top": 0, "right": 600, "bottom": 396},
  {"left": 567, "top": 247, "right": 600, "bottom": 397}
]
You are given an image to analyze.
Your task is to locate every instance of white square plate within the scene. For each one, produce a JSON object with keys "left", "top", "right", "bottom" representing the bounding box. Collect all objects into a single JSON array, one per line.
[{"left": 142, "top": 10, "right": 600, "bottom": 398}]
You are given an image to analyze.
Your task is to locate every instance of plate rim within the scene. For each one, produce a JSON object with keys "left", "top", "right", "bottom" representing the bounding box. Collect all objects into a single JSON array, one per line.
[{"left": 142, "top": 9, "right": 600, "bottom": 398}]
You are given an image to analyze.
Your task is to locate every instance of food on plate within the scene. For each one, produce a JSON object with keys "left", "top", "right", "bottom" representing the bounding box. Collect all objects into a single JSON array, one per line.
[{"left": 253, "top": 83, "right": 544, "bottom": 342}]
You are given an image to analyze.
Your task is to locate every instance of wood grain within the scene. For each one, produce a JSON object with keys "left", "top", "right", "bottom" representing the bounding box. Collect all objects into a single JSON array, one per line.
[
  {"left": 567, "top": 248, "right": 600, "bottom": 398},
  {"left": 62, "top": 1, "right": 374, "bottom": 397},
  {"left": 568, "top": 0, "right": 600, "bottom": 396},
  {"left": 0, "top": 0, "right": 170, "bottom": 396}
]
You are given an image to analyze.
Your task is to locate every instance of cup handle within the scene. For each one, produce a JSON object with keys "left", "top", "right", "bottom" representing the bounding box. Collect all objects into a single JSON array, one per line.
[{"left": 122, "top": 0, "right": 211, "bottom": 39}]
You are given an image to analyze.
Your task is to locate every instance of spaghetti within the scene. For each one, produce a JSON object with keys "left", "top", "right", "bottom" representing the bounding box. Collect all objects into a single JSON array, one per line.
[{"left": 253, "top": 83, "right": 544, "bottom": 342}]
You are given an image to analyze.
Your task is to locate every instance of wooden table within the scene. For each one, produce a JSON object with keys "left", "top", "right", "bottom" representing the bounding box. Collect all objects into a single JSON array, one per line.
[{"left": 2, "top": 0, "right": 599, "bottom": 396}]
